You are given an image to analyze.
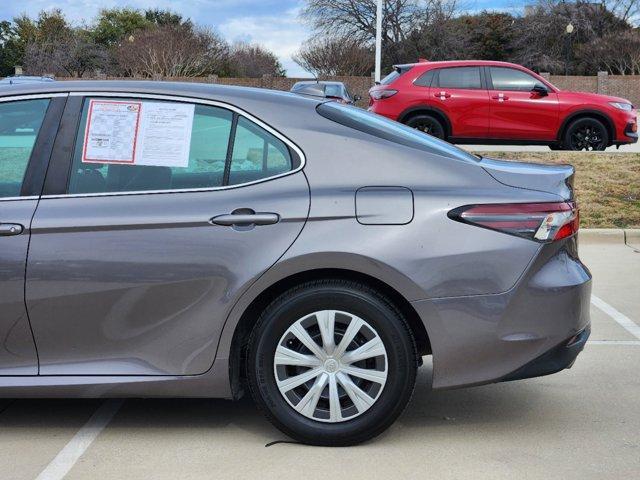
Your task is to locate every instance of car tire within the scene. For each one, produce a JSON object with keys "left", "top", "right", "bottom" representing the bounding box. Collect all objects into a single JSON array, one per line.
[
  {"left": 406, "top": 114, "right": 446, "bottom": 139},
  {"left": 549, "top": 143, "right": 564, "bottom": 151},
  {"left": 246, "top": 279, "right": 418, "bottom": 446},
  {"left": 564, "top": 117, "right": 609, "bottom": 151}
]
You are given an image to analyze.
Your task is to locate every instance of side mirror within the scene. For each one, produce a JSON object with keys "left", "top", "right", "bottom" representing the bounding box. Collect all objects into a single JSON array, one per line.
[{"left": 532, "top": 84, "right": 548, "bottom": 96}]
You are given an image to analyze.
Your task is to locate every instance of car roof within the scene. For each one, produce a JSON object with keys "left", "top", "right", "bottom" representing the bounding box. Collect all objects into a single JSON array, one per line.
[
  {"left": 293, "top": 81, "right": 344, "bottom": 86},
  {"left": 0, "top": 75, "right": 56, "bottom": 84},
  {"left": 398, "top": 60, "right": 528, "bottom": 70}
]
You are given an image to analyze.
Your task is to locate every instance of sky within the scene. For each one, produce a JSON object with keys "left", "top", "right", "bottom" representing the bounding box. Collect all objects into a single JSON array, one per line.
[{"left": 0, "top": 0, "right": 522, "bottom": 77}]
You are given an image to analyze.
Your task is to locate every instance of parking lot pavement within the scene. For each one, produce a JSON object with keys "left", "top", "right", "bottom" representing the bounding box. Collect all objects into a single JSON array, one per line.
[
  {"left": 1, "top": 242, "right": 638, "bottom": 480},
  {"left": 461, "top": 143, "right": 640, "bottom": 153}
]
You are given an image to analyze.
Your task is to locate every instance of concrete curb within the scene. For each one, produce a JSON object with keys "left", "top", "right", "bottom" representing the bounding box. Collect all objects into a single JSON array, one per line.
[{"left": 580, "top": 229, "right": 640, "bottom": 247}]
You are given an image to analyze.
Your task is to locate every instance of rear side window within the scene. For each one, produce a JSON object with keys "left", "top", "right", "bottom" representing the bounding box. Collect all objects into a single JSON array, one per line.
[
  {"left": 229, "top": 117, "right": 292, "bottom": 186},
  {"left": 414, "top": 70, "right": 435, "bottom": 87},
  {"left": 436, "top": 67, "right": 482, "bottom": 89},
  {"left": 316, "top": 102, "right": 479, "bottom": 163},
  {"left": 0, "top": 98, "right": 49, "bottom": 198},
  {"left": 489, "top": 67, "right": 538, "bottom": 92},
  {"left": 68, "top": 98, "right": 296, "bottom": 194}
]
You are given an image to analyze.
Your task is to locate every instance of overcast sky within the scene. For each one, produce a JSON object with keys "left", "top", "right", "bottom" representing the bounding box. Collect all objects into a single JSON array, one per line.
[{"left": 0, "top": 0, "right": 519, "bottom": 77}]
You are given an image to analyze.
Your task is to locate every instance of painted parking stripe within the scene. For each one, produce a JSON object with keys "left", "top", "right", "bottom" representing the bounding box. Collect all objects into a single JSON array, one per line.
[
  {"left": 591, "top": 295, "right": 640, "bottom": 340},
  {"left": 35, "top": 400, "right": 123, "bottom": 480}
]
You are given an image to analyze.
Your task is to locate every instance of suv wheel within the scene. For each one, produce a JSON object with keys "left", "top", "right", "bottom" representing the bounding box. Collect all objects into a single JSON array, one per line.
[
  {"left": 247, "top": 280, "right": 417, "bottom": 446},
  {"left": 564, "top": 117, "right": 609, "bottom": 151},
  {"left": 406, "top": 114, "right": 446, "bottom": 139}
]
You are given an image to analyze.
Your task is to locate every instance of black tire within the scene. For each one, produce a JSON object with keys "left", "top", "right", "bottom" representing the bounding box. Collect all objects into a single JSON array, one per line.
[
  {"left": 564, "top": 117, "right": 609, "bottom": 151},
  {"left": 405, "top": 114, "right": 446, "bottom": 139},
  {"left": 246, "top": 280, "right": 418, "bottom": 446},
  {"left": 549, "top": 143, "right": 564, "bottom": 151}
]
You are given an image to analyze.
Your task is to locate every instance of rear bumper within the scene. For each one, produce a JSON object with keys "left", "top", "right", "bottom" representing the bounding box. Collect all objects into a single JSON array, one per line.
[
  {"left": 500, "top": 326, "right": 590, "bottom": 382},
  {"left": 412, "top": 235, "right": 592, "bottom": 389}
]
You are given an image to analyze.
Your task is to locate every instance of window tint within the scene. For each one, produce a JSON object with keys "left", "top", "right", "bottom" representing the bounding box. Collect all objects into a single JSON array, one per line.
[
  {"left": 414, "top": 70, "right": 435, "bottom": 87},
  {"left": 317, "top": 102, "right": 480, "bottom": 163},
  {"left": 436, "top": 67, "right": 482, "bottom": 89},
  {"left": 69, "top": 100, "right": 232, "bottom": 194},
  {"left": 490, "top": 67, "right": 538, "bottom": 91},
  {"left": 380, "top": 66, "right": 413, "bottom": 85},
  {"left": 0, "top": 98, "right": 49, "bottom": 198},
  {"left": 229, "top": 117, "right": 292, "bottom": 186}
]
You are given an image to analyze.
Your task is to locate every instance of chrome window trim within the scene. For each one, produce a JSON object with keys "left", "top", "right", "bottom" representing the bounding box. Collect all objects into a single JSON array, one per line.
[
  {"left": 0, "top": 196, "right": 39, "bottom": 202},
  {"left": 0, "top": 94, "right": 66, "bottom": 200},
  {"left": 0, "top": 93, "right": 69, "bottom": 102},
  {"left": 38, "top": 91, "right": 308, "bottom": 200}
]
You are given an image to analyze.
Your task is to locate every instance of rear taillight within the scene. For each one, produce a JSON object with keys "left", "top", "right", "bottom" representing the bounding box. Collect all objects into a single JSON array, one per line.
[
  {"left": 370, "top": 89, "right": 398, "bottom": 100},
  {"left": 448, "top": 202, "right": 579, "bottom": 242}
]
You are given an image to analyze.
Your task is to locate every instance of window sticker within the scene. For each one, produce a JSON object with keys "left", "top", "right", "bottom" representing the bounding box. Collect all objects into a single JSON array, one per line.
[
  {"left": 82, "top": 100, "right": 141, "bottom": 164},
  {"left": 82, "top": 100, "right": 195, "bottom": 168}
]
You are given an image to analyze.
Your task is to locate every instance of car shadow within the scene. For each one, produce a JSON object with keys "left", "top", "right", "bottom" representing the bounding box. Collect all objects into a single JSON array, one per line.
[{"left": 0, "top": 361, "right": 552, "bottom": 447}]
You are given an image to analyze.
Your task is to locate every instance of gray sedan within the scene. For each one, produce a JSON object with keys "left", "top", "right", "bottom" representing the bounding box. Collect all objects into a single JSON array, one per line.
[{"left": 0, "top": 81, "right": 590, "bottom": 445}]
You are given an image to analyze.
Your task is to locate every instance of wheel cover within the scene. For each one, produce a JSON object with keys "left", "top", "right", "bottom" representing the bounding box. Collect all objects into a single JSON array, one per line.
[
  {"left": 569, "top": 123, "right": 605, "bottom": 151},
  {"left": 273, "top": 310, "right": 388, "bottom": 423}
]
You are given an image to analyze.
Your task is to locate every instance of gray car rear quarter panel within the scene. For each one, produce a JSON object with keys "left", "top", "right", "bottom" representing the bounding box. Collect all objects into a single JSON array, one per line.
[{"left": 0, "top": 82, "right": 582, "bottom": 397}]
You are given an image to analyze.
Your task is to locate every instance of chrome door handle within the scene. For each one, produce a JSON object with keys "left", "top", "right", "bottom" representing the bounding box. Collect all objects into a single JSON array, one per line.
[
  {"left": 0, "top": 223, "right": 24, "bottom": 236},
  {"left": 211, "top": 211, "right": 280, "bottom": 227}
]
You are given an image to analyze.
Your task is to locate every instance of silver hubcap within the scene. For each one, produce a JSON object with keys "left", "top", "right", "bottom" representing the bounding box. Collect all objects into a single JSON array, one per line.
[{"left": 273, "top": 310, "right": 388, "bottom": 423}]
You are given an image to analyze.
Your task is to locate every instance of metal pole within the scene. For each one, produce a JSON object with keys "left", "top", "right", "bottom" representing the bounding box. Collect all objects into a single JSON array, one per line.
[{"left": 375, "top": 0, "right": 383, "bottom": 83}]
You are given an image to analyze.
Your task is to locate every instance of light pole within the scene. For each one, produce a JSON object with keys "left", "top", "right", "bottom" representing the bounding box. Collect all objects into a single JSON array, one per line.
[
  {"left": 564, "top": 23, "right": 574, "bottom": 76},
  {"left": 375, "top": 0, "right": 383, "bottom": 83}
]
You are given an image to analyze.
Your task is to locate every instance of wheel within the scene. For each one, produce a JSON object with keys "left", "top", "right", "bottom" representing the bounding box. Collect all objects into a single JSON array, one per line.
[
  {"left": 406, "top": 114, "right": 446, "bottom": 139},
  {"left": 564, "top": 117, "right": 609, "bottom": 151},
  {"left": 246, "top": 280, "right": 417, "bottom": 446}
]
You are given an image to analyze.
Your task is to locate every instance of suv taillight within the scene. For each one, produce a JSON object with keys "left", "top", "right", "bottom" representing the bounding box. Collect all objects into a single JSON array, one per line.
[
  {"left": 370, "top": 89, "right": 398, "bottom": 100},
  {"left": 448, "top": 202, "right": 579, "bottom": 242}
]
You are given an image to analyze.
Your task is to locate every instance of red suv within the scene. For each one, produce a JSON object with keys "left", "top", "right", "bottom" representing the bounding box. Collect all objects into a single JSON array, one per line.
[{"left": 369, "top": 60, "right": 638, "bottom": 151}]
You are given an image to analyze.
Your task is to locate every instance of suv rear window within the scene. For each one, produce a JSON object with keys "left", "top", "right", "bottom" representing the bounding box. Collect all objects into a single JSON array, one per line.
[
  {"left": 316, "top": 102, "right": 479, "bottom": 163},
  {"left": 380, "top": 66, "right": 413, "bottom": 85}
]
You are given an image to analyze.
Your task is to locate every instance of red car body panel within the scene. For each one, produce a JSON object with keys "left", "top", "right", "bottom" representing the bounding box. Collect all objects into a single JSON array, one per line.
[{"left": 369, "top": 60, "right": 638, "bottom": 146}]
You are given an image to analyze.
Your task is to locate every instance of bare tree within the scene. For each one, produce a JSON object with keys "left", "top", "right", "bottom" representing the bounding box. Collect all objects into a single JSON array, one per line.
[
  {"left": 589, "top": 30, "right": 640, "bottom": 73},
  {"left": 604, "top": 0, "right": 640, "bottom": 23},
  {"left": 114, "top": 24, "right": 228, "bottom": 77},
  {"left": 293, "top": 36, "right": 374, "bottom": 76},
  {"left": 24, "top": 31, "right": 108, "bottom": 77},
  {"left": 227, "top": 42, "right": 285, "bottom": 78}
]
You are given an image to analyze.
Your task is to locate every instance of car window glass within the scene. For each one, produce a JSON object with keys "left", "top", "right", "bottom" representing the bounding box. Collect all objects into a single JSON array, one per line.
[
  {"left": 317, "top": 102, "right": 480, "bottom": 163},
  {"left": 0, "top": 98, "right": 49, "bottom": 198},
  {"left": 229, "top": 117, "right": 292, "bottom": 186},
  {"left": 490, "top": 67, "right": 538, "bottom": 91},
  {"left": 414, "top": 70, "right": 435, "bottom": 87},
  {"left": 437, "top": 67, "right": 482, "bottom": 89},
  {"left": 68, "top": 99, "right": 233, "bottom": 194},
  {"left": 325, "top": 85, "right": 342, "bottom": 98}
]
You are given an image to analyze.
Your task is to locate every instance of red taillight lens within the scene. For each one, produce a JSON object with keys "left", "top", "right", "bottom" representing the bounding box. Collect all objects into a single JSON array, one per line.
[
  {"left": 448, "top": 202, "right": 579, "bottom": 242},
  {"left": 370, "top": 89, "right": 398, "bottom": 100}
]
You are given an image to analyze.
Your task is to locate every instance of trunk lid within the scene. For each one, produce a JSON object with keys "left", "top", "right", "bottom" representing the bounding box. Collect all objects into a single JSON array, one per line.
[{"left": 480, "top": 157, "right": 575, "bottom": 200}]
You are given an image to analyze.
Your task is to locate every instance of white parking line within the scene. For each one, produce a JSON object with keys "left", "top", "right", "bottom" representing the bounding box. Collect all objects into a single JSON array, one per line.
[
  {"left": 35, "top": 400, "right": 123, "bottom": 480},
  {"left": 591, "top": 295, "right": 640, "bottom": 340}
]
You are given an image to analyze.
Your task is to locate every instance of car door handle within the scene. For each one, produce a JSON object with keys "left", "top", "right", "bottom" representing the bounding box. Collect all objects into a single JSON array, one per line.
[
  {"left": 211, "top": 211, "right": 280, "bottom": 227},
  {"left": 0, "top": 223, "right": 24, "bottom": 236},
  {"left": 434, "top": 91, "right": 451, "bottom": 99},
  {"left": 492, "top": 94, "right": 509, "bottom": 101}
]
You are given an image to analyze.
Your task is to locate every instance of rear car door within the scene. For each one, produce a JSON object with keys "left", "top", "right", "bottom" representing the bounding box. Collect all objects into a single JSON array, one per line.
[
  {"left": 26, "top": 93, "right": 310, "bottom": 376},
  {"left": 0, "top": 94, "right": 64, "bottom": 375},
  {"left": 487, "top": 66, "right": 560, "bottom": 140},
  {"left": 429, "top": 66, "right": 490, "bottom": 138}
]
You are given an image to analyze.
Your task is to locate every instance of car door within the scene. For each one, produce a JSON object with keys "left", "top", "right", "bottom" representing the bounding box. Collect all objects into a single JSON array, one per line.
[
  {"left": 487, "top": 66, "right": 560, "bottom": 140},
  {"left": 429, "top": 66, "right": 490, "bottom": 139},
  {"left": 26, "top": 94, "right": 310, "bottom": 376},
  {"left": 0, "top": 95, "right": 65, "bottom": 375}
]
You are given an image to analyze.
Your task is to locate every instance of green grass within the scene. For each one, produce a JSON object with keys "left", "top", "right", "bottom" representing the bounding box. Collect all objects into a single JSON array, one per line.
[{"left": 474, "top": 152, "right": 640, "bottom": 229}]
